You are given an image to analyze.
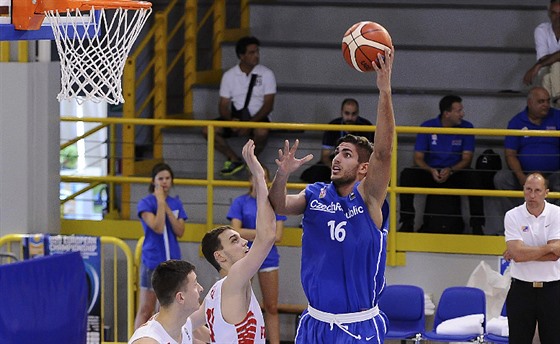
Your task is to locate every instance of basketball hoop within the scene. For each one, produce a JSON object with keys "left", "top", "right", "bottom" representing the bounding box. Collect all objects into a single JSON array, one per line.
[{"left": 14, "top": 0, "right": 152, "bottom": 104}]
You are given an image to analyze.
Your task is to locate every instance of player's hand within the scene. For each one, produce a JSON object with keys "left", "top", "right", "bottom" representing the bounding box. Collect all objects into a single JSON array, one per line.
[
  {"left": 275, "top": 139, "right": 314, "bottom": 176},
  {"left": 373, "top": 47, "right": 394, "bottom": 92},
  {"left": 242, "top": 139, "right": 264, "bottom": 179}
]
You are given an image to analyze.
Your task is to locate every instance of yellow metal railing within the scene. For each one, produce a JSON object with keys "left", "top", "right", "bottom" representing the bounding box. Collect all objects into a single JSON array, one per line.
[
  {"left": 0, "top": 234, "right": 135, "bottom": 344},
  {"left": 121, "top": 0, "right": 250, "bottom": 216},
  {"left": 60, "top": 122, "right": 119, "bottom": 218},
  {"left": 59, "top": 117, "right": 560, "bottom": 265}
]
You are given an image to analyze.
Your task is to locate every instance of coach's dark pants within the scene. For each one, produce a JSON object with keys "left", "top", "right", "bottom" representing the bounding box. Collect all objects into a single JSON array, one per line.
[{"left": 506, "top": 278, "right": 560, "bottom": 344}]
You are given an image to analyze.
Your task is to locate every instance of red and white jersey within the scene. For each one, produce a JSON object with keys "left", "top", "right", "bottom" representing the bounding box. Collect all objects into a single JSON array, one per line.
[
  {"left": 129, "top": 313, "right": 193, "bottom": 344},
  {"left": 204, "top": 277, "right": 266, "bottom": 343}
]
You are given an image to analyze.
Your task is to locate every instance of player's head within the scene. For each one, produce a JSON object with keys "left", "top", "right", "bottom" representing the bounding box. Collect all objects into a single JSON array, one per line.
[
  {"left": 523, "top": 172, "right": 549, "bottom": 210},
  {"left": 149, "top": 162, "right": 174, "bottom": 193},
  {"left": 331, "top": 134, "right": 373, "bottom": 184},
  {"left": 151, "top": 260, "right": 202, "bottom": 312},
  {"left": 340, "top": 98, "right": 360, "bottom": 124},
  {"left": 336, "top": 134, "right": 373, "bottom": 163},
  {"left": 201, "top": 225, "right": 248, "bottom": 272},
  {"left": 236, "top": 36, "right": 260, "bottom": 68},
  {"left": 527, "top": 87, "right": 551, "bottom": 120}
]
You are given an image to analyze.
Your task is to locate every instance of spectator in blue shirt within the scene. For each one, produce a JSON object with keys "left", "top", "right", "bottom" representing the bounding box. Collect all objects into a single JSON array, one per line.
[
  {"left": 399, "top": 95, "right": 485, "bottom": 234},
  {"left": 494, "top": 86, "right": 560, "bottom": 210}
]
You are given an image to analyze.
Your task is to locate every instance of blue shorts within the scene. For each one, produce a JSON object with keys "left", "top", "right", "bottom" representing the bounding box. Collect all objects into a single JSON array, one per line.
[
  {"left": 260, "top": 245, "right": 280, "bottom": 271},
  {"left": 139, "top": 264, "right": 155, "bottom": 290},
  {"left": 295, "top": 309, "right": 388, "bottom": 344}
]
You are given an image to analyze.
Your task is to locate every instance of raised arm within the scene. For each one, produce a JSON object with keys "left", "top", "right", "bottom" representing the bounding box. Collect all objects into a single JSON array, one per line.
[
  {"left": 358, "top": 48, "right": 395, "bottom": 227},
  {"left": 226, "top": 140, "right": 277, "bottom": 286},
  {"left": 269, "top": 139, "right": 314, "bottom": 215}
]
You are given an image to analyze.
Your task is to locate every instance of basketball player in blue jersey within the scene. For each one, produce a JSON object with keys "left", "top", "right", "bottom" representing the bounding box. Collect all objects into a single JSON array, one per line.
[{"left": 269, "top": 47, "right": 394, "bottom": 343}]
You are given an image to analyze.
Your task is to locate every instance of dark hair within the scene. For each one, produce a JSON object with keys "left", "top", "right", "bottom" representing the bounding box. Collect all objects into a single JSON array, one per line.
[
  {"left": 201, "top": 226, "right": 231, "bottom": 272},
  {"left": 439, "top": 95, "right": 462, "bottom": 114},
  {"left": 235, "top": 36, "right": 260, "bottom": 58},
  {"left": 151, "top": 260, "right": 195, "bottom": 307},
  {"left": 336, "top": 134, "right": 374, "bottom": 163},
  {"left": 341, "top": 98, "right": 359, "bottom": 112},
  {"left": 149, "top": 162, "right": 174, "bottom": 193}
]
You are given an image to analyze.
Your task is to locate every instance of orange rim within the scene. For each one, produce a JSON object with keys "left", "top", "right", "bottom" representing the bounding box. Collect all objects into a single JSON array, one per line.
[
  {"left": 39, "top": 0, "right": 152, "bottom": 12},
  {"left": 13, "top": 0, "right": 151, "bottom": 30}
]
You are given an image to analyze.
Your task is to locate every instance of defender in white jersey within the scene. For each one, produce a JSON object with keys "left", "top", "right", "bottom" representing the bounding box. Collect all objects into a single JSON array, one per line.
[
  {"left": 129, "top": 260, "right": 207, "bottom": 344},
  {"left": 190, "top": 140, "right": 277, "bottom": 343},
  {"left": 269, "top": 48, "right": 395, "bottom": 343},
  {"left": 129, "top": 315, "right": 194, "bottom": 344}
]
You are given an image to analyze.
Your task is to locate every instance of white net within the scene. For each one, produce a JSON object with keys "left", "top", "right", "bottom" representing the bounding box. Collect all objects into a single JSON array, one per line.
[{"left": 45, "top": 6, "right": 151, "bottom": 104}]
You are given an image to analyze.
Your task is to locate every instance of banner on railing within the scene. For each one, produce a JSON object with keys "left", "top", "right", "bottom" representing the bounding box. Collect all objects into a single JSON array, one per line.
[{"left": 21, "top": 234, "right": 102, "bottom": 344}]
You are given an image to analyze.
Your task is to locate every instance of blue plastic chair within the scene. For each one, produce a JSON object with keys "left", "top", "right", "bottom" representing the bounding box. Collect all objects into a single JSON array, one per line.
[
  {"left": 423, "top": 286, "right": 486, "bottom": 343},
  {"left": 379, "top": 284, "right": 425, "bottom": 343},
  {"left": 486, "top": 303, "right": 508, "bottom": 344}
]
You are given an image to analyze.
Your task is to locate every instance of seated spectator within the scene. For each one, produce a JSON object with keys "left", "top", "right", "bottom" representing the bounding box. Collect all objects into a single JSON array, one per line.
[
  {"left": 202, "top": 36, "right": 276, "bottom": 176},
  {"left": 523, "top": 0, "right": 560, "bottom": 105},
  {"left": 494, "top": 86, "right": 560, "bottom": 211},
  {"left": 300, "top": 98, "right": 374, "bottom": 183},
  {"left": 399, "top": 95, "right": 485, "bottom": 234}
]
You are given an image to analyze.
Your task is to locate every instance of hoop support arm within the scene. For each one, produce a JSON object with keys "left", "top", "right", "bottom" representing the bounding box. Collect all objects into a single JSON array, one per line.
[{"left": 13, "top": 0, "right": 152, "bottom": 30}]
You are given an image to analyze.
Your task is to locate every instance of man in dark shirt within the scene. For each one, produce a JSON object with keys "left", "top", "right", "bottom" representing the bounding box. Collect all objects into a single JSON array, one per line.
[
  {"left": 320, "top": 98, "right": 374, "bottom": 165},
  {"left": 301, "top": 98, "right": 374, "bottom": 183}
]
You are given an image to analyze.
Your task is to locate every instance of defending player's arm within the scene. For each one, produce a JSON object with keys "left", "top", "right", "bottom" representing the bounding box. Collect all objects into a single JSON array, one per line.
[
  {"left": 231, "top": 218, "right": 257, "bottom": 241},
  {"left": 359, "top": 48, "right": 395, "bottom": 228},
  {"left": 189, "top": 305, "right": 206, "bottom": 329},
  {"left": 224, "top": 140, "right": 277, "bottom": 288},
  {"left": 269, "top": 139, "right": 314, "bottom": 215}
]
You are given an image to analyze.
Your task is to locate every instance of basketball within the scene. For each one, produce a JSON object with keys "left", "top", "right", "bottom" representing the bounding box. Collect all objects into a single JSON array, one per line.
[{"left": 342, "top": 21, "right": 393, "bottom": 73}]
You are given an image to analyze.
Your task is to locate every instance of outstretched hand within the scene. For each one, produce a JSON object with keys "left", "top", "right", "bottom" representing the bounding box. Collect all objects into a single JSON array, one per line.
[
  {"left": 275, "top": 139, "right": 314, "bottom": 176},
  {"left": 242, "top": 140, "right": 265, "bottom": 179},
  {"left": 373, "top": 47, "right": 394, "bottom": 92}
]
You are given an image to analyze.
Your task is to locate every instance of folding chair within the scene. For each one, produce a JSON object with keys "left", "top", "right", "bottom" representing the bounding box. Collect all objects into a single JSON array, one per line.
[
  {"left": 378, "top": 284, "right": 425, "bottom": 343},
  {"left": 423, "top": 286, "right": 486, "bottom": 343}
]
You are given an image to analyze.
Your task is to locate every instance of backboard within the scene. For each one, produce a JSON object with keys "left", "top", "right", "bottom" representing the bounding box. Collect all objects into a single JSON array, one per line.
[{"left": 0, "top": 1, "right": 95, "bottom": 41}]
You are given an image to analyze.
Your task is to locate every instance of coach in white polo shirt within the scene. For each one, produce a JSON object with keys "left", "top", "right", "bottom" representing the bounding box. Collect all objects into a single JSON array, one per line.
[
  {"left": 202, "top": 36, "right": 276, "bottom": 176},
  {"left": 504, "top": 172, "right": 560, "bottom": 344}
]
